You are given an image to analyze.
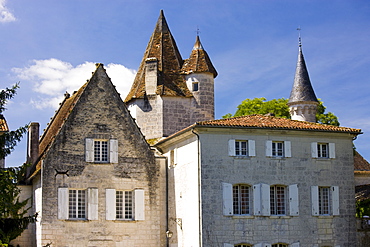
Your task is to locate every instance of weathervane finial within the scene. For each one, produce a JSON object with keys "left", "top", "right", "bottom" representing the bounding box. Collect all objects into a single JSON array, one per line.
[
  {"left": 297, "top": 26, "right": 302, "bottom": 48},
  {"left": 196, "top": 26, "right": 201, "bottom": 36}
]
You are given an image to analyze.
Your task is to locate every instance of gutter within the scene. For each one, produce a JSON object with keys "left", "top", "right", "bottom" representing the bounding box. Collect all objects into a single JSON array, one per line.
[{"left": 191, "top": 128, "right": 202, "bottom": 247}]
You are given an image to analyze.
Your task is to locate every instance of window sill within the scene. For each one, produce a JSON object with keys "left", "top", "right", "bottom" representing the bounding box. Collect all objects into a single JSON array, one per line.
[
  {"left": 317, "top": 215, "right": 334, "bottom": 218},
  {"left": 269, "top": 215, "right": 291, "bottom": 219},
  {"left": 231, "top": 156, "right": 253, "bottom": 159},
  {"left": 112, "top": 219, "right": 136, "bottom": 222},
  {"left": 232, "top": 215, "right": 254, "bottom": 219},
  {"left": 64, "top": 219, "right": 88, "bottom": 221}
]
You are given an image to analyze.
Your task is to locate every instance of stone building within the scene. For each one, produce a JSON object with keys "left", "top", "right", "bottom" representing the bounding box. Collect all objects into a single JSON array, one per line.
[
  {"left": 10, "top": 10, "right": 362, "bottom": 247},
  {"left": 125, "top": 10, "right": 217, "bottom": 140}
]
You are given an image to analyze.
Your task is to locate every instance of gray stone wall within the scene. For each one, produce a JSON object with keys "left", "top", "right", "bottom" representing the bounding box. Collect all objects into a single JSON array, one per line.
[{"left": 198, "top": 128, "right": 356, "bottom": 246}]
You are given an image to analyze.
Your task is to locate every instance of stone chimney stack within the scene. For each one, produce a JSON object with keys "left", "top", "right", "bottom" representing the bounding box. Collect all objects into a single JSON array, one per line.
[
  {"left": 27, "top": 122, "right": 40, "bottom": 165},
  {"left": 145, "top": 57, "right": 158, "bottom": 95}
]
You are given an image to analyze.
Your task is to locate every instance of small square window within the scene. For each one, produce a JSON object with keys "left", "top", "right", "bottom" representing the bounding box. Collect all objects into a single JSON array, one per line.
[
  {"left": 94, "top": 140, "right": 108, "bottom": 162},
  {"left": 192, "top": 82, "right": 199, "bottom": 92}
]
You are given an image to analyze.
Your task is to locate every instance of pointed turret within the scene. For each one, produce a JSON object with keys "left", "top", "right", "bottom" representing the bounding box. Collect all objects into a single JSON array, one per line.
[
  {"left": 125, "top": 11, "right": 217, "bottom": 139},
  {"left": 125, "top": 10, "right": 191, "bottom": 102},
  {"left": 288, "top": 36, "right": 318, "bottom": 122},
  {"left": 181, "top": 35, "right": 218, "bottom": 78}
]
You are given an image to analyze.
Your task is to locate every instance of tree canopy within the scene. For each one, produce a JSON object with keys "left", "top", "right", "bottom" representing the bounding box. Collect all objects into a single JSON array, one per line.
[
  {"left": 0, "top": 83, "right": 37, "bottom": 246},
  {"left": 223, "top": 97, "right": 340, "bottom": 126}
]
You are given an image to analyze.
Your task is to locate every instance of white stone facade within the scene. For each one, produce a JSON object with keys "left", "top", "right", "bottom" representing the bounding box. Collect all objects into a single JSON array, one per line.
[{"left": 156, "top": 127, "right": 357, "bottom": 247}]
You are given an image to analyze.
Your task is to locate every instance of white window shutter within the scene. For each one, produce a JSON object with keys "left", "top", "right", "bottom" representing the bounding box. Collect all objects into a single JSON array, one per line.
[
  {"left": 106, "top": 189, "right": 116, "bottom": 220},
  {"left": 311, "top": 186, "right": 319, "bottom": 216},
  {"left": 228, "top": 139, "right": 235, "bottom": 156},
  {"left": 58, "top": 188, "right": 68, "bottom": 220},
  {"left": 253, "top": 184, "right": 261, "bottom": 216},
  {"left": 291, "top": 242, "right": 300, "bottom": 247},
  {"left": 261, "top": 183, "right": 270, "bottom": 216},
  {"left": 110, "top": 139, "right": 118, "bottom": 163},
  {"left": 248, "top": 140, "right": 256, "bottom": 157},
  {"left": 87, "top": 188, "right": 98, "bottom": 220},
  {"left": 254, "top": 243, "right": 262, "bottom": 247},
  {"left": 85, "top": 138, "right": 94, "bottom": 162},
  {"left": 284, "top": 141, "right": 291, "bottom": 157},
  {"left": 311, "top": 142, "right": 318, "bottom": 158},
  {"left": 266, "top": 140, "right": 272, "bottom": 157},
  {"left": 289, "top": 184, "right": 299, "bottom": 216},
  {"left": 329, "top": 143, "right": 336, "bottom": 159},
  {"left": 223, "top": 244, "right": 233, "bottom": 247},
  {"left": 332, "top": 186, "right": 340, "bottom": 215},
  {"left": 222, "top": 182, "right": 233, "bottom": 216},
  {"left": 135, "top": 189, "right": 145, "bottom": 220}
]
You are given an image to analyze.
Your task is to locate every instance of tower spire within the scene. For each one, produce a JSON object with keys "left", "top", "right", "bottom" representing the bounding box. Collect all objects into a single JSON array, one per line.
[{"left": 288, "top": 29, "right": 318, "bottom": 122}]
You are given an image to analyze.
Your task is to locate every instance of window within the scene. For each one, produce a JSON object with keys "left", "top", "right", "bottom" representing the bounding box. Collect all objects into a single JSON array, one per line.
[
  {"left": 228, "top": 139, "right": 256, "bottom": 157},
  {"left": 106, "top": 189, "right": 145, "bottom": 221},
  {"left": 94, "top": 140, "right": 108, "bottom": 162},
  {"left": 272, "top": 244, "right": 288, "bottom": 247},
  {"left": 311, "top": 186, "right": 339, "bottom": 216},
  {"left": 235, "top": 140, "right": 248, "bottom": 156},
  {"left": 233, "top": 184, "right": 250, "bottom": 215},
  {"left": 192, "top": 82, "right": 199, "bottom": 91},
  {"left": 311, "top": 142, "right": 335, "bottom": 159},
  {"left": 69, "top": 189, "right": 86, "bottom": 219},
  {"left": 266, "top": 140, "right": 291, "bottom": 158},
  {"left": 317, "top": 143, "right": 328, "bottom": 158},
  {"left": 58, "top": 187, "right": 98, "bottom": 220},
  {"left": 270, "top": 185, "right": 286, "bottom": 215},
  {"left": 116, "top": 191, "right": 133, "bottom": 220},
  {"left": 272, "top": 141, "right": 284, "bottom": 157},
  {"left": 85, "top": 138, "right": 118, "bottom": 163},
  {"left": 235, "top": 244, "right": 252, "bottom": 247}
]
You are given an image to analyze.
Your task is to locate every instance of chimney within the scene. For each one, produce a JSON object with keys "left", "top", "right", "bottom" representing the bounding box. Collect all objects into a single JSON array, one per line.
[
  {"left": 27, "top": 122, "right": 40, "bottom": 165},
  {"left": 145, "top": 57, "right": 158, "bottom": 95}
]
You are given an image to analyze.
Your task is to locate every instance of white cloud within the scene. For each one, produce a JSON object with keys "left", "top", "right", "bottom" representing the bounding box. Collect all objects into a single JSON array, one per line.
[
  {"left": 0, "top": 0, "right": 16, "bottom": 22},
  {"left": 12, "top": 58, "right": 136, "bottom": 109}
]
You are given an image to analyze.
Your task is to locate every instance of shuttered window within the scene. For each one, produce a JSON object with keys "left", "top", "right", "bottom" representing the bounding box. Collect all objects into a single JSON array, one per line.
[{"left": 85, "top": 138, "right": 118, "bottom": 163}]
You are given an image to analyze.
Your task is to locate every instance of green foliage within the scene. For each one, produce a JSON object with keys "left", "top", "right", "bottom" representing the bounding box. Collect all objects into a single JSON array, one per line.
[
  {"left": 0, "top": 165, "right": 37, "bottom": 244},
  {"left": 0, "top": 83, "right": 37, "bottom": 244},
  {"left": 0, "top": 83, "right": 28, "bottom": 160},
  {"left": 223, "top": 97, "right": 340, "bottom": 126},
  {"left": 356, "top": 199, "right": 370, "bottom": 218}
]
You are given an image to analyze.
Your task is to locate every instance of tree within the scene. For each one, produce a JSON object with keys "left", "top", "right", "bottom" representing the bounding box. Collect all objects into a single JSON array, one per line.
[
  {"left": 0, "top": 83, "right": 37, "bottom": 246},
  {"left": 223, "top": 97, "right": 340, "bottom": 126}
]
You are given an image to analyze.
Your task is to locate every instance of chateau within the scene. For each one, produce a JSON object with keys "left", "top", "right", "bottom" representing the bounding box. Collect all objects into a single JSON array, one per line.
[{"left": 11, "top": 10, "right": 361, "bottom": 247}]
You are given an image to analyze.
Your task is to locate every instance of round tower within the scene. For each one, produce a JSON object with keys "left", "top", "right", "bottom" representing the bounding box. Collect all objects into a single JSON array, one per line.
[
  {"left": 288, "top": 36, "right": 318, "bottom": 122},
  {"left": 181, "top": 35, "right": 218, "bottom": 122}
]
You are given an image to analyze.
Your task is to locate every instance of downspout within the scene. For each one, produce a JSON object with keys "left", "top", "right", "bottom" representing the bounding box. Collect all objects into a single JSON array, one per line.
[
  {"left": 165, "top": 155, "right": 169, "bottom": 247},
  {"left": 192, "top": 128, "right": 202, "bottom": 247}
]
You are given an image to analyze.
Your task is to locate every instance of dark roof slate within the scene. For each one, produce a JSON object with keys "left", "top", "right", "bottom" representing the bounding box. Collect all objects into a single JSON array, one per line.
[
  {"left": 181, "top": 36, "right": 218, "bottom": 78},
  {"left": 288, "top": 46, "right": 318, "bottom": 104},
  {"left": 125, "top": 10, "right": 192, "bottom": 102}
]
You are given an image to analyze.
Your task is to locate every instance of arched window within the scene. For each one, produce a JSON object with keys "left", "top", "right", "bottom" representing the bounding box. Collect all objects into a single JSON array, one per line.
[
  {"left": 235, "top": 244, "right": 252, "bottom": 247},
  {"left": 233, "top": 184, "right": 251, "bottom": 215}
]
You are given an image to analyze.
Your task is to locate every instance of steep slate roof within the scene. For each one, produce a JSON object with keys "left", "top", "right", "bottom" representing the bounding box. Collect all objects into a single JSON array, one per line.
[
  {"left": 288, "top": 40, "right": 318, "bottom": 104},
  {"left": 181, "top": 36, "right": 218, "bottom": 78},
  {"left": 125, "top": 10, "right": 192, "bottom": 102},
  {"left": 28, "top": 64, "right": 104, "bottom": 178},
  {"left": 354, "top": 151, "right": 370, "bottom": 171},
  {"left": 156, "top": 114, "right": 361, "bottom": 146},
  {"left": 0, "top": 114, "right": 9, "bottom": 132}
]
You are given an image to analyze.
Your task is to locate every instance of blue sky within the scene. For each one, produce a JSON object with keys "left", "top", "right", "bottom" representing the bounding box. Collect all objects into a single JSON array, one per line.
[{"left": 1, "top": 0, "right": 369, "bottom": 166}]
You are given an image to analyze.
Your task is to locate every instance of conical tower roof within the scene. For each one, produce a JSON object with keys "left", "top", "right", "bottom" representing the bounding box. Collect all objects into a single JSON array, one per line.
[
  {"left": 125, "top": 10, "right": 191, "bottom": 102},
  {"left": 181, "top": 35, "right": 218, "bottom": 78},
  {"left": 288, "top": 41, "right": 318, "bottom": 104}
]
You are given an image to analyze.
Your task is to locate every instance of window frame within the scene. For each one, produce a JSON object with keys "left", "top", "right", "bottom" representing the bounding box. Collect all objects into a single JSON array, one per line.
[
  {"left": 317, "top": 143, "right": 329, "bottom": 158},
  {"left": 272, "top": 141, "right": 284, "bottom": 157},
  {"left": 266, "top": 140, "right": 291, "bottom": 158},
  {"left": 270, "top": 185, "right": 287, "bottom": 216},
  {"left": 233, "top": 184, "right": 251, "bottom": 215},
  {"left": 85, "top": 138, "right": 118, "bottom": 163},
  {"left": 235, "top": 140, "right": 248, "bottom": 156},
  {"left": 94, "top": 139, "right": 109, "bottom": 162},
  {"left": 116, "top": 190, "right": 133, "bottom": 220},
  {"left": 319, "top": 187, "right": 330, "bottom": 215},
  {"left": 311, "top": 186, "right": 339, "bottom": 216},
  {"left": 228, "top": 139, "right": 256, "bottom": 157},
  {"left": 68, "top": 189, "right": 86, "bottom": 220}
]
